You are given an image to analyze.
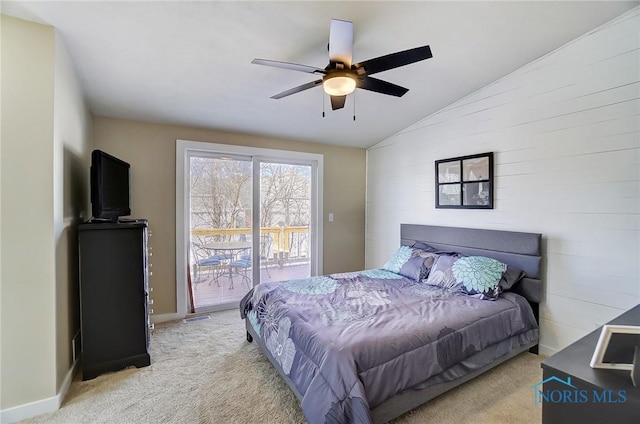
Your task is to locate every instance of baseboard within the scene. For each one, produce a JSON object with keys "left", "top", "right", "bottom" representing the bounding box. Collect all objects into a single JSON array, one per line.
[
  {"left": 150, "top": 312, "right": 183, "bottom": 324},
  {"left": 538, "top": 344, "right": 559, "bottom": 357},
  {"left": 0, "top": 359, "right": 78, "bottom": 424}
]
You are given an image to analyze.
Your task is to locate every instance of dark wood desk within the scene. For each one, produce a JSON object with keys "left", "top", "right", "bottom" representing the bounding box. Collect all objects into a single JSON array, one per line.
[{"left": 540, "top": 304, "right": 640, "bottom": 423}]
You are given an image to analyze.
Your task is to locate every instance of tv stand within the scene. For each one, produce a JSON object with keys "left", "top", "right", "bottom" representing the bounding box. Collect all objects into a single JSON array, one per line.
[
  {"left": 78, "top": 220, "right": 151, "bottom": 380},
  {"left": 87, "top": 217, "right": 146, "bottom": 224},
  {"left": 88, "top": 217, "right": 114, "bottom": 223},
  {"left": 118, "top": 218, "right": 145, "bottom": 223}
]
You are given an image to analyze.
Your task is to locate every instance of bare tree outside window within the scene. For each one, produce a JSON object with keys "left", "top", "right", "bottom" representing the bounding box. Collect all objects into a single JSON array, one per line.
[
  {"left": 260, "top": 163, "right": 311, "bottom": 228},
  {"left": 190, "top": 157, "right": 252, "bottom": 236}
]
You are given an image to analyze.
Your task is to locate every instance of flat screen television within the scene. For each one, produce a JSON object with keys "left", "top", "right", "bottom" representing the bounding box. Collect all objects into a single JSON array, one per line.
[{"left": 91, "top": 150, "right": 131, "bottom": 222}]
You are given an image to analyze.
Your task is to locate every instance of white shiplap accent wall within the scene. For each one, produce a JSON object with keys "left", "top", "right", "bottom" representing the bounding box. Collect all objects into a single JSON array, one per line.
[{"left": 365, "top": 8, "right": 640, "bottom": 356}]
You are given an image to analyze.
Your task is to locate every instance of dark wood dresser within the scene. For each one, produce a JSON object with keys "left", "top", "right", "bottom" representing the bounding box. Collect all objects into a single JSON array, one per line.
[{"left": 78, "top": 220, "right": 151, "bottom": 380}]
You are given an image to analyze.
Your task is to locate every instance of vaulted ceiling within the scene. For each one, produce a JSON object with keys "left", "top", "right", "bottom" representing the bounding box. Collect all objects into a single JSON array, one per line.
[{"left": 3, "top": 1, "right": 638, "bottom": 148}]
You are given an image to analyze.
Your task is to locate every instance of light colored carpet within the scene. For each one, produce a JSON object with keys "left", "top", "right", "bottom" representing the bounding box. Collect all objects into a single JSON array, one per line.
[{"left": 21, "top": 309, "right": 543, "bottom": 423}]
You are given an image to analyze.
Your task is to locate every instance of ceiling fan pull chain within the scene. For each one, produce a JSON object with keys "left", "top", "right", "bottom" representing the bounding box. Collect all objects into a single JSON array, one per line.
[
  {"left": 353, "top": 92, "right": 356, "bottom": 121},
  {"left": 322, "top": 91, "right": 325, "bottom": 117}
]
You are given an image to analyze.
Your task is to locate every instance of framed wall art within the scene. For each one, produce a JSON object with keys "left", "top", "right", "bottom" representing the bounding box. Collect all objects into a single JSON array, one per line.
[
  {"left": 590, "top": 324, "right": 640, "bottom": 371},
  {"left": 435, "top": 152, "right": 493, "bottom": 209}
]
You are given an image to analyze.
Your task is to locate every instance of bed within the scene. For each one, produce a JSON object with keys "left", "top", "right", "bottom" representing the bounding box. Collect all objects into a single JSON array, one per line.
[{"left": 239, "top": 224, "right": 542, "bottom": 423}]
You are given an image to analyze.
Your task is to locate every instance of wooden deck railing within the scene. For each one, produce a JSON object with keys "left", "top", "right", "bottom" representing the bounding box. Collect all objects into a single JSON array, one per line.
[{"left": 191, "top": 226, "right": 309, "bottom": 265}]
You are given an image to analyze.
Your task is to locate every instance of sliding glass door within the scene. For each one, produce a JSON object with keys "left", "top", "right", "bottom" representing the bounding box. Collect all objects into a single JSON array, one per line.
[
  {"left": 176, "top": 141, "right": 323, "bottom": 315},
  {"left": 189, "top": 154, "right": 253, "bottom": 311}
]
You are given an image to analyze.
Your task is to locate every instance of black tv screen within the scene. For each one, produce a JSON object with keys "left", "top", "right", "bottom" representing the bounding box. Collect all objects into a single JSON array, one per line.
[{"left": 91, "top": 150, "right": 131, "bottom": 221}]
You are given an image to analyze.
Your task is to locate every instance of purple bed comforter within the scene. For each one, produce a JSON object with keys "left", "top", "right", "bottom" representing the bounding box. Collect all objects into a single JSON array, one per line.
[{"left": 240, "top": 269, "right": 538, "bottom": 424}]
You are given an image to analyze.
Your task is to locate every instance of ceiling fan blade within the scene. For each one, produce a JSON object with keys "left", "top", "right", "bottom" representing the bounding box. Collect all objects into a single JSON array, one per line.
[
  {"left": 354, "top": 45, "right": 432, "bottom": 75},
  {"left": 328, "top": 19, "right": 353, "bottom": 67},
  {"left": 271, "top": 79, "right": 323, "bottom": 99},
  {"left": 356, "top": 76, "right": 409, "bottom": 97},
  {"left": 330, "top": 95, "right": 347, "bottom": 110},
  {"left": 252, "top": 59, "right": 325, "bottom": 74}
]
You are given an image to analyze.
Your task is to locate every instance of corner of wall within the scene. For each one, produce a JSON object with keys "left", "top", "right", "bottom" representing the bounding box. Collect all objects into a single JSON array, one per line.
[{"left": 53, "top": 28, "right": 93, "bottom": 402}]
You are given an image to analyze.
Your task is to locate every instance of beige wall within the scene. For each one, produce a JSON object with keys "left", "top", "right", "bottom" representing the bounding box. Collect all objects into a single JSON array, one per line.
[
  {"left": 1, "top": 14, "right": 92, "bottom": 416},
  {"left": 92, "top": 117, "right": 366, "bottom": 315},
  {"left": 1, "top": 15, "right": 57, "bottom": 409},
  {"left": 53, "top": 32, "right": 92, "bottom": 392}
]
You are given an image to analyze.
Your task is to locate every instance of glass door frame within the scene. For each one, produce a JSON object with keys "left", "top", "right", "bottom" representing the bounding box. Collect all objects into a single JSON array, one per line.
[{"left": 176, "top": 139, "right": 323, "bottom": 316}]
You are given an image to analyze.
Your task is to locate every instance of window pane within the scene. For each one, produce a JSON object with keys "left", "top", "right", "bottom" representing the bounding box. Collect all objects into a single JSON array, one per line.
[
  {"left": 260, "top": 162, "right": 311, "bottom": 283},
  {"left": 189, "top": 155, "right": 253, "bottom": 310}
]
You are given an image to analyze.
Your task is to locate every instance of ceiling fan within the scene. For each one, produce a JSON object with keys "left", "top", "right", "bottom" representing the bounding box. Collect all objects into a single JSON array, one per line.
[{"left": 252, "top": 19, "right": 433, "bottom": 111}]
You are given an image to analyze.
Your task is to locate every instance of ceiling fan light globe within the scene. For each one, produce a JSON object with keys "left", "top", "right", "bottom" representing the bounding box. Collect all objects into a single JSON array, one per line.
[{"left": 323, "top": 75, "right": 356, "bottom": 96}]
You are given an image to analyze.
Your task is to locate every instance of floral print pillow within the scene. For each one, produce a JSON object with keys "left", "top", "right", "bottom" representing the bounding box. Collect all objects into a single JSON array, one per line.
[
  {"left": 382, "top": 246, "right": 439, "bottom": 282},
  {"left": 424, "top": 255, "right": 507, "bottom": 300}
]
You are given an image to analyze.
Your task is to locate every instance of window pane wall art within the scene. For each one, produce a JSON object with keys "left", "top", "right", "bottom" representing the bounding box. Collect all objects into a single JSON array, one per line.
[{"left": 435, "top": 152, "right": 493, "bottom": 209}]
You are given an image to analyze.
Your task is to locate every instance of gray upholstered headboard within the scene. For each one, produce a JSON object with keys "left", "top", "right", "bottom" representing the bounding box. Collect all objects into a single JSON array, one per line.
[{"left": 400, "top": 223, "right": 543, "bottom": 321}]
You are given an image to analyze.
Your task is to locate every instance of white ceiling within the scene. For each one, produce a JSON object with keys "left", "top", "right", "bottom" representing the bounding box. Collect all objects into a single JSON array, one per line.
[{"left": 3, "top": 1, "right": 638, "bottom": 148}]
